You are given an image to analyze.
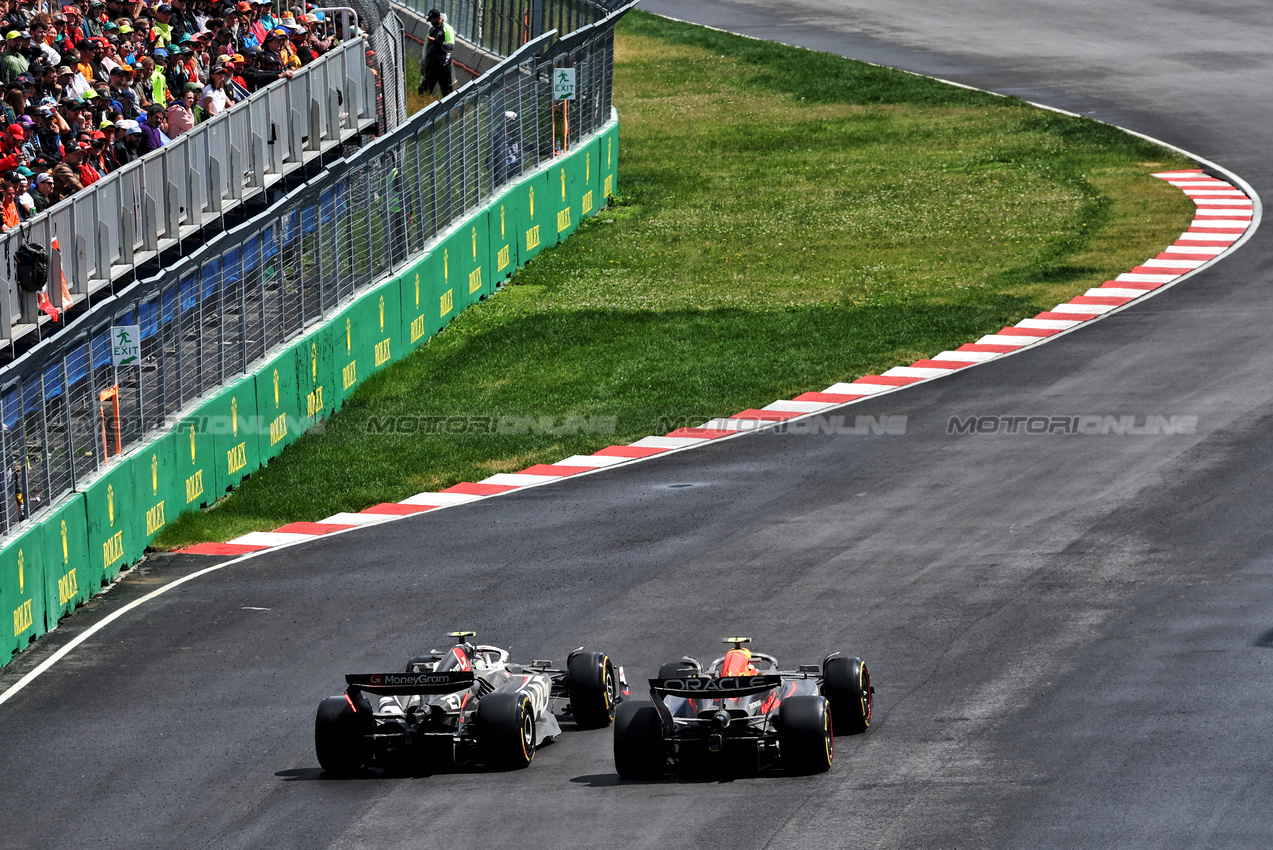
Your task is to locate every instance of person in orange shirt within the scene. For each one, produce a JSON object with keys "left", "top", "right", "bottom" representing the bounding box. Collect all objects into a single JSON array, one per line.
[{"left": 1, "top": 172, "right": 23, "bottom": 231}]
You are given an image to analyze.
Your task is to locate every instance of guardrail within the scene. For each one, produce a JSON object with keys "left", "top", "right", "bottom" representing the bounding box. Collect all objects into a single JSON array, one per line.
[{"left": 1, "top": 33, "right": 383, "bottom": 349}]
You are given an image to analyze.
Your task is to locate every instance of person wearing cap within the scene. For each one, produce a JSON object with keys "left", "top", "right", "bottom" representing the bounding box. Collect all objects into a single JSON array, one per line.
[
  {"left": 61, "top": 5, "right": 90, "bottom": 43},
  {"left": 128, "top": 57, "right": 151, "bottom": 108},
  {"left": 32, "top": 102, "right": 64, "bottom": 162},
  {"left": 0, "top": 119, "right": 25, "bottom": 167},
  {"left": 108, "top": 116, "right": 131, "bottom": 167},
  {"left": 163, "top": 38, "right": 191, "bottom": 92},
  {"left": 0, "top": 28, "right": 29, "bottom": 84},
  {"left": 199, "top": 61, "right": 232, "bottom": 115},
  {"left": 252, "top": 28, "right": 291, "bottom": 85},
  {"left": 417, "top": 9, "right": 454, "bottom": 98},
  {"left": 83, "top": 0, "right": 108, "bottom": 38},
  {"left": 1, "top": 171, "right": 23, "bottom": 230},
  {"left": 49, "top": 137, "right": 85, "bottom": 199},
  {"left": 14, "top": 166, "right": 35, "bottom": 219},
  {"left": 166, "top": 0, "right": 195, "bottom": 41},
  {"left": 150, "top": 3, "right": 174, "bottom": 48},
  {"left": 106, "top": 64, "right": 135, "bottom": 117},
  {"left": 147, "top": 50, "right": 169, "bottom": 104},
  {"left": 75, "top": 37, "right": 101, "bottom": 80},
  {"left": 29, "top": 169, "right": 54, "bottom": 211},
  {"left": 84, "top": 127, "right": 111, "bottom": 173}
]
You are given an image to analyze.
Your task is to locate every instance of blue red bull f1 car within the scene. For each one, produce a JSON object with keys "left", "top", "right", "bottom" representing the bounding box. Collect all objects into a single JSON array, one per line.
[{"left": 613, "top": 638, "right": 873, "bottom": 778}]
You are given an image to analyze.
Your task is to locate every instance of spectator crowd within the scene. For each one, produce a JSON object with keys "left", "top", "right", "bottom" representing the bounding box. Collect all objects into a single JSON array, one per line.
[{"left": 0, "top": 0, "right": 349, "bottom": 230}]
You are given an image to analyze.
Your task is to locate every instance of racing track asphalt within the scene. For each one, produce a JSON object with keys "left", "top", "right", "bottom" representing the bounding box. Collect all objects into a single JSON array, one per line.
[{"left": 2, "top": 2, "right": 1273, "bottom": 847}]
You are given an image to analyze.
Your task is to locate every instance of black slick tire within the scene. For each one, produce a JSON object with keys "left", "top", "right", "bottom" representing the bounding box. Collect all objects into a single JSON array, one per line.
[
  {"left": 568, "top": 651, "right": 619, "bottom": 728},
  {"left": 477, "top": 692, "right": 536, "bottom": 770},
  {"left": 613, "top": 700, "right": 665, "bottom": 780},
  {"left": 778, "top": 695, "right": 834, "bottom": 775},
  {"left": 821, "top": 656, "right": 872, "bottom": 735},
  {"left": 315, "top": 696, "right": 370, "bottom": 775}
]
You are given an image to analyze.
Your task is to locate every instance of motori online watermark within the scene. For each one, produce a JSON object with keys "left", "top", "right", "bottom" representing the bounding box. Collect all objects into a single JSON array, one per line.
[
  {"left": 659, "top": 414, "right": 908, "bottom": 436},
  {"left": 361, "top": 414, "right": 618, "bottom": 436},
  {"left": 947, "top": 414, "right": 1198, "bottom": 436}
]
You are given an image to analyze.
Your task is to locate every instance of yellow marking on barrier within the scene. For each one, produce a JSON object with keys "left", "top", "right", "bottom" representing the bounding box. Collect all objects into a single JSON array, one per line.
[
  {"left": 58, "top": 568, "right": 78, "bottom": 606},
  {"left": 145, "top": 500, "right": 166, "bottom": 536},
  {"left": 17, "top": 550, "right": 23, "bottom": 592},
  {"left": 102, "top": 531, "right": 125, "bottom": 570},
  {"left": 151, "top": 454, "right": 159, "bottom": 495},
  {"left": 60, "top": 520, "right": 68, "bottom": 563},
  {"left": 526, "top": 225, "right": 540, "bottom": 252},
  {"left": 346, "top": 317, "right": 352, "bottom": 352},
  {"left": 529, "top": 186, "right": 535, "bottom": 218},
  {"left": 469, "top": 267, "right": 482, "bottom": 294},
  {"left": 500, "top": 205, "right": 506, "bottom": 237},
  {"left": 13, "top": 598, "right": 32, "bottom": 637},
  {"left": 586, "top": 153, "right": 590, "bottom": 182},
  {"left": 497, "top": 244, "right": 510, "bottom": 271},
  {"left": 190, "top": 425, "right": 197, "bottom": 463},
  {"left": 374, "top": 338, "right": 392, "bottom": 366},
  {"left": 440, "top": 288, "right": 454, "bottom": 317},
  {"left": 415, "top": 273, "right": 421, "bottom": 307},
  {"left": 604, "top": 175, "right": 613, "bottom": 199},
  {"left": 582, "top": 190, "right": 593, "bottom": 216},
  {"left": 107, "top": 484, "right": 115, "bottom": 527},
  {"left": 607, "top": 136, "right": 612, "bottom": 167},
  {"left": 444, "top": 249, "right": 450, "bottom": 282},
  {"left": 379, "top": 295, "right": 385, "bottom": 331},
  {"left": 472, "top": 226, "right": 478, "bottom": 260},
  {"left": 186, "top": 469, "right": 204, "bottom": 504},
  {"left": 231, "top": 397, "right": 239, "bottom": 437},
  {"left": 557, "top": 208, "right": 572, "bottom": 233},
  {"left": 312, "top": 343, "right": 318, "bottom": 380},
  {"left": 561, "top": 168, "right": 567, "bottom": 200},
  {"left": 227, "top": 442, "right": 247, "bottom": 475},
  {"left": 273, "top": 369, "right": 280, "bottom": 406},
  {"left": 270, "top": 413, "right": 288, "bottom": 446},
  {"left": 342, "top": 361, "right": 357, "bottom": 389},
  {"left": 307, "top": 386, "right": 324, "bottom": 418},
  {"left": 410, "top": 314, "right": 426, "bottom": 343}
]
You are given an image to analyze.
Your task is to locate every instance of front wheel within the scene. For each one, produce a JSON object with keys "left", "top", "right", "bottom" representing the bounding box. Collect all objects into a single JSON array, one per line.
[
  {"left": 613, "top": 700, "right": 665, "bottom": 780},
  {"left": 477, "top": 692, "right": 536, "bottom": 770},
  {"left": 568, "top": 651, "right": 619, "bottom": 728},
  {"left": 822, "top": 656, "right": 872, "bottom": 735},
  {"left": 315, "top": 696, "right": 370, "bottom": 775},
  {"left": 778, "top": 695, "right": 833, "bottom": 775}
]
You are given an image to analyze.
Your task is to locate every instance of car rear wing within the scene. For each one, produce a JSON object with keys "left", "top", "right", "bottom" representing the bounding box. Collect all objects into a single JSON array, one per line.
[
  {"left": 345, "top": 671, "right": 476, "bottom": 696},
  {"left": 650, "top": 674, "right": 784, "bottom": 698}
]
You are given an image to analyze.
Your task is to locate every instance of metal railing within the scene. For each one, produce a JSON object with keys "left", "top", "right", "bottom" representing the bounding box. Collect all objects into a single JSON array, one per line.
[
  {"left": 1, "top": 32, "right": 384, "bottom": 349},
  {"left": 0, "top": 0, "right": 634, "bottom": 539},
  {"left": 394, "top": 0, "right": 624, "bottom": 56}
]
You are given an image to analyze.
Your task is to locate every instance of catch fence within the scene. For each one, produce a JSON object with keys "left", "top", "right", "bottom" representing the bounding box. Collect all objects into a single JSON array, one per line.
[{"left": 0, "top": 0, "right": 634, "bottom": 539}]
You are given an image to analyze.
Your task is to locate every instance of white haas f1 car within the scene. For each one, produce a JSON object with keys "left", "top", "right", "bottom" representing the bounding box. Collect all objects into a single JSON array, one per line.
[
  {"left": 315, "top": 632, "right": 627, "bottom": 774},
  {"left": 614, "top": 638, "right": 873, "bottom": 778}
]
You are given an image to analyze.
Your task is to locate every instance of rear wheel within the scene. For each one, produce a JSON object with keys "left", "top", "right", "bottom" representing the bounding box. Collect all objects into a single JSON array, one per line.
[
  {"left": 477, "top": 692, "right": 536, "bottom": 770},
  {"left": 613, "top": 700, "right": 665, "bottom": 780},
  {"left": 315, "top": 696, "right": 371, "bottom": 775},
  {"left": 778, "top": 695, "right": 833, "bottom": 775},
  {"left": 822, "top": 656, "right": 872, "bottom": 735},
  {"left": 568, "top": 651, "right": 619, "bottom": 728}
]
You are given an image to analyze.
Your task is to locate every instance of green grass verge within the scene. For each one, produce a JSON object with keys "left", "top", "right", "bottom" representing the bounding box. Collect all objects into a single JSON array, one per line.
[{"left": 155, "top": 11, "right": 1194, "bottom": 547}]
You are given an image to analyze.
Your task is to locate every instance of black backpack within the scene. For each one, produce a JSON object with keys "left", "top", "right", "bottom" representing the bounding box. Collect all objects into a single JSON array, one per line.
[{"left": 14, "top": 243, "right": 49, "bottom": 294}]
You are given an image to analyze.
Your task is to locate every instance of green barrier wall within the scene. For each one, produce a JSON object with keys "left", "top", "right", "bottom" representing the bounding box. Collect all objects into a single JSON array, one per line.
[
  {"left": 599, "top": 121, "right": 619, "bottom": 203},
  {"left": 0, "top": 524, "right": 47, "bottom": 667},
  {"left": 488, "top": 189, "right": 521, "bottom": 284},
  {"left": 172, "top": 414, "right": 216, "bottom": 512},
  {"left": 40, "top": 494, "right": 89, "bottom": 629},
  {"left": 0, "top": 115, "right": 618, "bottom": 670},
  {"left": 134, "top": 432, "right": 178, "bottom": 547},
  {"left": 208, "top": 376, "right": 262, "bottom": 496},
  {"left": 84, "top": 457, "right": 142, "bottom": 586},
  {"left": 255, "top": 346, "right": 304, "bottom": 459},
  {"left": 518, "top": 169, "right": 557, "bottom": 264}
]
